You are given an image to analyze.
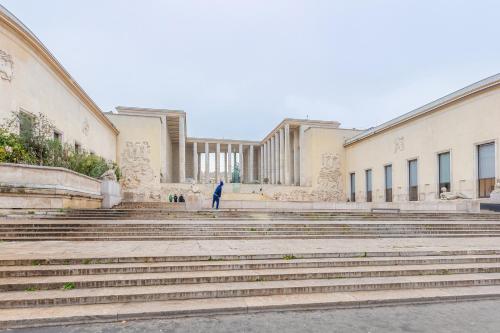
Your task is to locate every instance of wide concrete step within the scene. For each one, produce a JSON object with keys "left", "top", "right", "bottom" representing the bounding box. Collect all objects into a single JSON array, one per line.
[
  {"left": 2, "top": 263, "right": 500, "bottom": 292},
  {"left": 1, "top": 273, "right": 500, "bottom": 308},
  {"left": 3, "top": 230, "right": 500, "bottom": 237},
  {"left": 3, "top": 234, "right": 500, "bottom": 241},
  {"left": 1, "top": 285, "right": 499, "bottom": 329},
  {"left": 5, "top": 223, "right": 500, "bottom": 228},
  {"left": 3, "top": 249, "right": 499, "bottom": 266},
  {"left": 3, "top": 222, "right": 500, "bottom": 227},
  {"left": 3, "top": 255, "right": 500, "bottom": 277}
]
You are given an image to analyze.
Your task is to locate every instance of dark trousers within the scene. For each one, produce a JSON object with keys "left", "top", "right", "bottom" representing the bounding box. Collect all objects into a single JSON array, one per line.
[{"left": 212, "top": 195, "right": 220, "bottom": 209}]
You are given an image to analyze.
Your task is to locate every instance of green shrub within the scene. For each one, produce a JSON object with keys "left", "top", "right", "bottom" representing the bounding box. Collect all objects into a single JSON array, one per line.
[
  {"left": 0, "top": 129, "right": 36, "bottom": 164},
  {"left": 0, "top": 112, "right": 118, "bottom": 180}
]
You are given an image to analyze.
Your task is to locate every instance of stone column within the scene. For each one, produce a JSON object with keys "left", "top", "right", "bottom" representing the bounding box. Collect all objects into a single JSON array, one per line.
[
  {"left": 198, "top": 152, "right": 202, "bottom": 182},
  {"left": 299, "top": 125, "right": 305, "bottom": 186},
  {"left": 160, "top": 115, "right": 167, "bottom": 182},
  {"left": 279, "top": 127, "right": 285, "bottom": 185},
  {"left": 284, "top": 124, "right": 291, "bottom": 185},
  {"left": 270, "top": 136, "right": 275, "bottom": 184},
  {"left": 239, "top": 144, "right": 244, "bottom": 183},
  {"left": 267, "top": 140, "right": 272, "bottom": 183},
  {"left": 293, "top": 128, "right": 299, "bottom": 185},
  {"left": 263, "top": 142, "right": 267, "bottom": 182},
  {"left": 205, "top": 142, "right": 210, "bottom": 183},
  {"left": 260, "top": 145, "right": 264, "bottom": 182},
  {"left": 178, "top": 116, "right": 186, "bottom": 183},
  {"left": 192, "top": 142, "right": 198, "bottom": 183},
  {"left": 249, "top": 145, "right": 254, "bottom": 183},
  {"left": 224, "top": 148, "right": 228, "bottom": 183},
  {"left": 215, "top": 143, "right": 220, "bottom": 183},
  {"left": 274, "top": 132, "right": 280, "bottom": 184},
  {"left": 227, "top": 144, "right": 232, "bottom": 183}
]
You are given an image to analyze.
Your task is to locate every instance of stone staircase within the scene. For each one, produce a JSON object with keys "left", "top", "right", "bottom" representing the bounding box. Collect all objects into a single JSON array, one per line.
[
  {"left": 2, "top": 211, "right": 500, "bottom": 328},
  {"left": 5, "top": 208, "right": 500, "bottom": 221},
  {"left": 2, "top": 221, "right": 500, "bottom": 241},
  {"left": 1, "top": 250, "right": 500, "bottom": 328}
]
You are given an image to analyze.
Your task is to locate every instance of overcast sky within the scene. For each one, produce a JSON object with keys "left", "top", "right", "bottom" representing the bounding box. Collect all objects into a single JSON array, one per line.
[{"left": 1, "top": 0, "right": 499, "bottom": 140}]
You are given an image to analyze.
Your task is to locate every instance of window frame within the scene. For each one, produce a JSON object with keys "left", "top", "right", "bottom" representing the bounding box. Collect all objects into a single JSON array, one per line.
[
  {"left": 384, "top": 164, "right": 393, "bottom": 202},
  {"left": 408, "top": 158, "right": 418, "bottom": 201},
  {"left": 365, "top": 169, "right": 372, "bottom": 202},
  {"left": 437, "top": 151, "right": 451, "bottom": 195}
]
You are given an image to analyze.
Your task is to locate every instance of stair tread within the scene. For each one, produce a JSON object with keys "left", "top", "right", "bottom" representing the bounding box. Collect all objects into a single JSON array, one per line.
[
  {"left": 1, "top": 285, "right": 499, "bottom": 326},
  {"left": 2, "top": 272, "right": 500, "bottom": 301},
  {"left": 2, "top": 263, "right": 500, "bottom": 285},
  {"left": 3, "top": 254, "right": 499, "bottom": 272}
]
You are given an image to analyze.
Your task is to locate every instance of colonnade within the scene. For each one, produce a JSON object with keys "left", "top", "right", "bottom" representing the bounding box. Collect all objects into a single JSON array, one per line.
[
  {"left": 261, "top": 124, "right": 303, "bottom": 185},
  {"left": 184, "top": 123, "right": 303, "bottom": 185},
  {"left": 190, "top": 142, "right": 260, "bottom": 184}
]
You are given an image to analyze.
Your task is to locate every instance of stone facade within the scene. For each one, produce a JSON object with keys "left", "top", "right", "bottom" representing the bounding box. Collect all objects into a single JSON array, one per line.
[{"left": 2, "top": 5, "right": 500, "bottom": 209}]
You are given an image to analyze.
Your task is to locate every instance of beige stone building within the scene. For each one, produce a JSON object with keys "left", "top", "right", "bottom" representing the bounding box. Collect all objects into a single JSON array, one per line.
[{"left": 1, "top": 4, "right": 500, "bottom": 207}]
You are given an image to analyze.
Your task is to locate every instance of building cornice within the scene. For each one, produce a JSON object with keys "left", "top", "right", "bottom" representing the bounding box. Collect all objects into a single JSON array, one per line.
[
  {"left": 0, "top": 5, "right": 119, "bottom": 135},
  {"left": 260, "top": 118, "right": 341, "bottom": 143},
  {"left": 344, "top": 73, "right": 500, "bottom": 147}
]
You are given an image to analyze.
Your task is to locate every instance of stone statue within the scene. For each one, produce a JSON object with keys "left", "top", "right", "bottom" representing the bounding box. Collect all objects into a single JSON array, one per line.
[
  {"left": 439, "top": 187, "right": 470, "bottom": 200},
  {"left": 488, "top": 179, "right": 500, "bottom": 201},
  {"left": 100, "top": 168, "right": 117, "bottom": 182},
  {"left": 190, "top": 179, "right": 200, "bottom": 194}
]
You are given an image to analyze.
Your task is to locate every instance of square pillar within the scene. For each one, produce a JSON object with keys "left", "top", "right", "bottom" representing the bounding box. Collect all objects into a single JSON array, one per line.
[
  {"left": 299, "top": 125, "right": 305, "bottom": 186},
  {"left": 198, "top": 152, "right": 202, "bottom": 182},
  {"left": 284, "top": 124, "right": 291, "bottom": 185},
  {"left": 239, "top": 144, "right": 244, "bottom": 183},
  {"left": 274, "top": 132, "right": 280, "bottom": 184},
  {"left": 270, "top": 136, "right": 275, "bottom": 184},
  {"left": 224, "top": 148, "right": 228, "bottom": 183},
  {"left": 160, "top": 115, "right": 167, "bottom": 182},
  {"left": 279, "top": 127, "right": 285, "bottom": 185},
  {"left": 227, "top": 143, "right": 232, "bottom": 183},
  {"left": 263, "top": 142, "right": 267, "bottom": 182},
  {"left": 192, "top": 142, "right": 198, "bottom": 183},
  {"left": 249, "top": 145, "right": 254, "bottom": 182},
  {"left": 293, "top": 128, "right": 299, "bottom": 185},
  {"left": 260, "top": 145, "right": 264, "bottom": 183},
  {"left": 178, "top": 116, "right": 186, "bottom": 183},
  {"left": 215, "top": 143, "right": 220, "bottom": 183},
  {"left": 205, "top": 142, "right": 210, "bottom": 183}
]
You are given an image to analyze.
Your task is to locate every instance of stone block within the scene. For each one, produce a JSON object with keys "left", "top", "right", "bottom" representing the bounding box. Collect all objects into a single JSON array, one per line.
[{"left": 101, "top": 180, "right": 122, "bottom": 209}]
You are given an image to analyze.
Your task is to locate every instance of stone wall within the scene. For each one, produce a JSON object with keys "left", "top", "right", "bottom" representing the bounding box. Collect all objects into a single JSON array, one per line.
[{"left": 0, "top": 163, "right": 103, "bottom": 209}]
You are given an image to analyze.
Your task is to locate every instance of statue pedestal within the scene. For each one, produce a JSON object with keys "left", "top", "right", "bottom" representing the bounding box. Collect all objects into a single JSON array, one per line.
[
  {"left": 489, "top": 190, "right": 500, "bottom": 203},
  {"left": 185, "top": 193, "right": 203, "bottom": 211}
]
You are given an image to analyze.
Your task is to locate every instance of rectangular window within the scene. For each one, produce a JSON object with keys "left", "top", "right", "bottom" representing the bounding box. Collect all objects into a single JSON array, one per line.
[
  {"left": 19, "top": 112, "right": 33, "bottom": 137},
  {"left": 408, "top": 159, "right": 418, "bottom": 201},
  {"left": 53, "top": 131, "right": 62, "bottom": 142},
  {"left": 74, "top": 142, "right": 82, "bottom": 154},
  {"left": 385, "top": 164, "right": 392, "bottom": 202},
  {"left": 478, "top": 143, "right": 495, "bottom": 198},
  {"left": 438, "top": 152, "right": 451, "bottom": 194},
  {"left": 350, "top": 173, "right": 356, "bottom": 202},
  {"left": 365, "top": 169, "right": 372, "bottom": 202}
]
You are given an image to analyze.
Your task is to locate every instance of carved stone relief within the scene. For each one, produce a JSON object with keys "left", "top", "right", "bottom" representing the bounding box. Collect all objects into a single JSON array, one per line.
[
  {"left": 0, "top": 50, "right": 14, "bottom": 82},
  {"left": 120, "top": 141, "right": 156, "bottom": 192},
  {"left": 394, "top": 136, "right": 405, "bottom": 153},
  {"left": 82, "top": 118, "right": 90, "bottom": 136},
  {"left": 271, "top": 153, "right": 345, "bottom": 202}
]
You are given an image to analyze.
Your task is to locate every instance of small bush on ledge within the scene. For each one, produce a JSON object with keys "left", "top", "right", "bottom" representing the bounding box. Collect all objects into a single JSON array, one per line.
[{"left": 0, "top": 112, "right": 120, "bottom": 180}]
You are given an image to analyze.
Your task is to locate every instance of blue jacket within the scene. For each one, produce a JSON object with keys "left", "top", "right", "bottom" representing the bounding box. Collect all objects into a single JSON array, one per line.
[{"left": 214, "top": 181, "right": 224, "bottom": 198}]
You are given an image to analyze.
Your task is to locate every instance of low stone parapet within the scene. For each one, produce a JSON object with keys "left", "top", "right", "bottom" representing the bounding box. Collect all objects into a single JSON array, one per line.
[
  {"left": 202, "top": 199, "right": 480, "bottom": 213},
  {"left": 0, "top": 163, "right": 103, "bottom": 209}
]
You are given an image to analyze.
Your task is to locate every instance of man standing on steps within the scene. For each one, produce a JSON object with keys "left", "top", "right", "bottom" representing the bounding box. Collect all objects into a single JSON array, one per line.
[{"left": 212, "top": 180, "right": 224, "bottom": 209}]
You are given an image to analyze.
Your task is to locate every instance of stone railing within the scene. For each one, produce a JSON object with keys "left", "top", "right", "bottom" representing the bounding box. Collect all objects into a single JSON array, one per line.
[{"left": 0, "top": 163, "right": 121, "bottom": 209}]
